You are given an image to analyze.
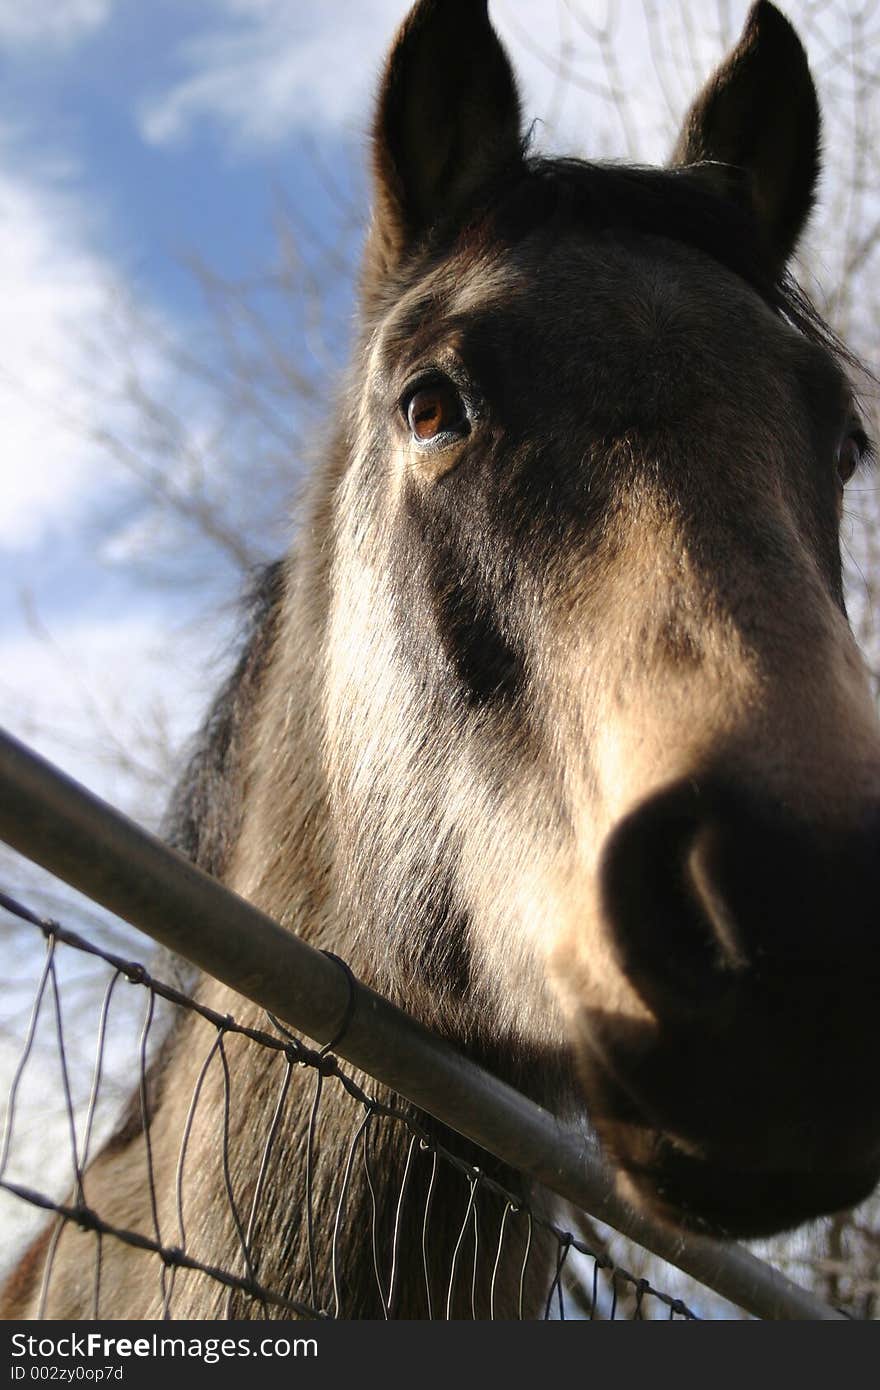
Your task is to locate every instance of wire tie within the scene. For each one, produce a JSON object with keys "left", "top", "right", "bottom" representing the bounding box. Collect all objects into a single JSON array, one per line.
[{"left": 318, "top": 950, "right": 358, "bottom": 1057}]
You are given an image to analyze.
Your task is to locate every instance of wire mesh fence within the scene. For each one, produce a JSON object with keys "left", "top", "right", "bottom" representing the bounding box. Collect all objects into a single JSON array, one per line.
[
  {"left": 0, "top": 889, "right": 699, "bottom": 1321},
  {"left": 1, "top": 728, "right": 861, "bottom": 1321}
]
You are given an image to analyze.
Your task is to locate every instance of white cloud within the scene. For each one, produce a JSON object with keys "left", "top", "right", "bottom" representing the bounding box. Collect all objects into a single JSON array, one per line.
[
  {"left": 0, "top": 609, "right": 223, "bottom": 822},
  {"left": 0, "top": 141, "right": 186, "bottom": 554},
  {"left": 0, "top": 0, "right": 112, "bottom": 49},
  {"left": 136, "top": 0, "right": 686, "bottom": 160},
  {"left": 0, "top": 144, "right": 226, "bottom": 821},
  {"left": 139, "top": 0, "right": 408, "bottom": 148},
  {"left": 0, "top": 164, "right": 119, "bottom": 549}
]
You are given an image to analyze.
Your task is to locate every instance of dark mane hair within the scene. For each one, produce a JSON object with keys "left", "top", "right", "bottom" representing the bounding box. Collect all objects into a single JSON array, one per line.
[
  {"left": 162, "top": 559, "right": 285, "bottom": 878},
  {"left": 437, "top": 154, "right": 860, "bottom": 375}
]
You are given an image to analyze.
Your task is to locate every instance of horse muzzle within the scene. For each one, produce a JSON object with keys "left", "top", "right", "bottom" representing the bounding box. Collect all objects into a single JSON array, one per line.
[{"left": 567, "top": 777, "right": 880, "bottom": 1237}]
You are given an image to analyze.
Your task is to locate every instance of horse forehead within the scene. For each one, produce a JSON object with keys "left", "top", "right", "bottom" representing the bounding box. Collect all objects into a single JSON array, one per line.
[
  {"left": 367, "top": 258, "right": 526, "bottom": 373},
  {"left": 372, "top": 236, "right": 787, "bottom": 368},
  {"left": 505, "top": 235, "right": 784, "bottom": 350},
  {"left": 365, "top": 238, "right": 836, "bottom": 451}
]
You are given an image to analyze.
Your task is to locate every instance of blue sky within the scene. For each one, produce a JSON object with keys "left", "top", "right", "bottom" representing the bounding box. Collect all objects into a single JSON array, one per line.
[{"left": 1, "top": 2, "right": 375, "bottom": 320}]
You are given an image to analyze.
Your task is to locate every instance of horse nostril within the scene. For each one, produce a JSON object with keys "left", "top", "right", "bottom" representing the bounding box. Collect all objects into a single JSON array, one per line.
[
  {"left": 685, "top": 823, "right": 750, "bottom": 973},
  {"left": 599, "top": 781, "right": 750, "bottom": 1020},
  {"left": 601, "top": 778, "right": 880, "bottom": 1020}
]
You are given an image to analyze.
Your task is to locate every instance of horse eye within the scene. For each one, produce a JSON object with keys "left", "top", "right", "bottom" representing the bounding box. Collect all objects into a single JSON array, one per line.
[
  {"left": 404, "top": 379, "right": 468, "bottom": 443},
  {"left": 837, "top": 432, "right": 866, "bottom": 486}
]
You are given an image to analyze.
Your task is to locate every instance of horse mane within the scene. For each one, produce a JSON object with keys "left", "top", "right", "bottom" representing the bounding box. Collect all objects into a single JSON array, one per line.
[
  {"left": 398, "top": 152, "right": 859, "bottom": 378},
  {"left": 162, "top": 559, "right": 287, "bottom": 880}
]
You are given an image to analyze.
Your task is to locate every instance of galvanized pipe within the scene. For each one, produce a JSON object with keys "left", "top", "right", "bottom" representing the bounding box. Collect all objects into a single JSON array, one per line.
[{"left": 0, "top": 727, "right": 845, "bottom": 1319}]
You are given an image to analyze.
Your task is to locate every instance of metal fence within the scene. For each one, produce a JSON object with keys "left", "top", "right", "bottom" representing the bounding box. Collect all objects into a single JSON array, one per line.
[
  {"left": 0, "top": 891, "right": 697, "bottom": 1320},
  {"left": 0, "top": 728, "right": 850, "bottom": 1320}
]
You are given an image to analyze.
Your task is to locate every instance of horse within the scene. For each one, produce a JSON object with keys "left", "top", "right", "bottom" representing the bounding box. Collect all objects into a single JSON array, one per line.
[{"left": 4, "top": 0, "right": 880, "bottom": 1319}]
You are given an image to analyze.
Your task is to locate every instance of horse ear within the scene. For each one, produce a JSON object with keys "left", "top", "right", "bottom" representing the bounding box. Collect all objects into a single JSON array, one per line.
[
  {"left": 364, "top": 0, "right": 522, "bottom": 294},
  {"left": 669, "top": 1, "right": 820, "bottom": 274}
]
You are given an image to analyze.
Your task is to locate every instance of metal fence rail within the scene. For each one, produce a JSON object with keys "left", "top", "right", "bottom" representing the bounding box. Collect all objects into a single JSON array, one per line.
[{"left": 0, "top": 728, "right": 848, "bottom": 1320}]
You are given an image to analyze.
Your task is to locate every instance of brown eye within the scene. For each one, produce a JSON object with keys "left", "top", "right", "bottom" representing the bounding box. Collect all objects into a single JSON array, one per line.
[
  {"left": 837, "top": 433, "right": 865, "bottom": 486},
  {"left": 404, "top": 379, "right": 468, "bottom": 443}
]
